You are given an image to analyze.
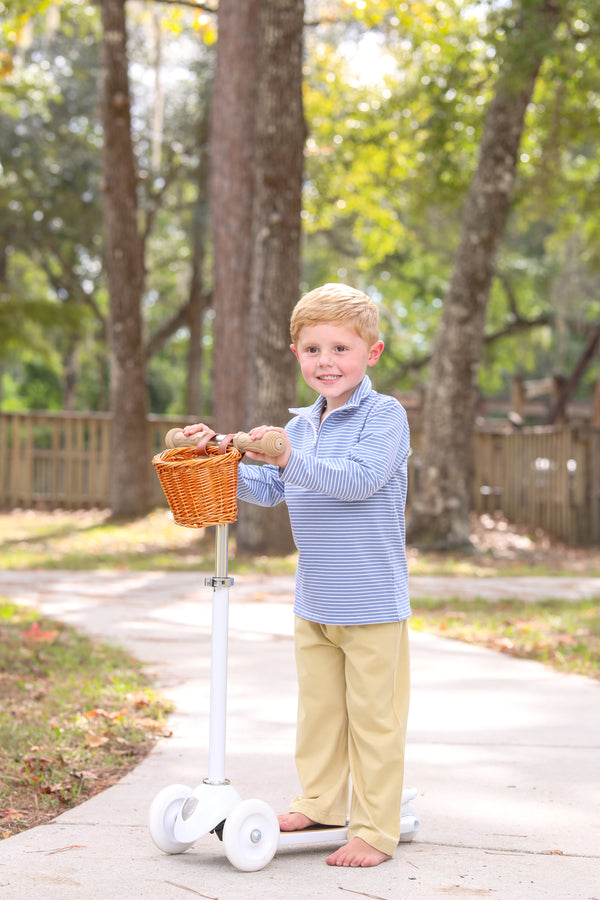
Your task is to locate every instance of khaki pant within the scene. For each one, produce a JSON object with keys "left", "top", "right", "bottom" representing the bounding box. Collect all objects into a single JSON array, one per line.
[{"left": 289, "top": 616, "right": 410, "bottom": 856}]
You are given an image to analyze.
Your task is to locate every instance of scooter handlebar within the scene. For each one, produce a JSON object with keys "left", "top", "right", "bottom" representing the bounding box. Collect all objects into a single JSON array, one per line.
[{"left": 164, "top": 427, "right": 285, "bottom": 457}]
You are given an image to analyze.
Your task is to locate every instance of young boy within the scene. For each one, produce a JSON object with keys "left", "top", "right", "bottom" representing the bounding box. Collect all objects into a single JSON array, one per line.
[{"left": 185, "top": 283, "right": 411, "bottom": 868}]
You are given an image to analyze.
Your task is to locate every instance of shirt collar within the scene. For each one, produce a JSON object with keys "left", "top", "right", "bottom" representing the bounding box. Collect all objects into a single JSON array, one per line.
[{"left": 288, "top": 375, "right": 373, "bottom": 421}]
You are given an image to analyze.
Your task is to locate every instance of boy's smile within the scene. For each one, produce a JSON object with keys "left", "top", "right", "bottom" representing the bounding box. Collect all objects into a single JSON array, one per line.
[{"left": 291, "top": 323, "right": 384, "bottom": 412}]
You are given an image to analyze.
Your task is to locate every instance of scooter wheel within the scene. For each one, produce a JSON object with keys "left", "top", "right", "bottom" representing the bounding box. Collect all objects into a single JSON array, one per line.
[
  {"left": 399, "top": 802, "right": 420, "bottom": 843},
  {"left": 222, "top": 799, "right": 279, "bottom": 871},
  {"left": 149, "top": 783, "right": 194, "bottom": 854}
]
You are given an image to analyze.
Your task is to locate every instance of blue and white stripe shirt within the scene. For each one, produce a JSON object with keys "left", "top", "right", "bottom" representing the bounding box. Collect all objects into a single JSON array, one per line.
[{"left": 237, "top": 376, "right": 411, "bottom": 625}]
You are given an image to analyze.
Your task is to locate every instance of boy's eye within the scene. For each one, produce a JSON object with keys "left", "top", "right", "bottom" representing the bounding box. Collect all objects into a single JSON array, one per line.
[{"left": 335, "top": 346, "right": 347, "bottom": 353}]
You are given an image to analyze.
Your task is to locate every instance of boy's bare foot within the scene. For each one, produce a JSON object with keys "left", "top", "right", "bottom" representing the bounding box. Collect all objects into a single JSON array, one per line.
[
  {"left": 277, "top": 812, "right": 317, "bottom": 832},
  {"left": 325, "top": 837, "right": 391, "bottom": 867}
]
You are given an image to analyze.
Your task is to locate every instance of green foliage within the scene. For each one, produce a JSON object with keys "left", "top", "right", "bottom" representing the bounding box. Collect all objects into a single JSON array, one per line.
[
  {"left": 0, "top": 1, "right": 107, "bottom": 409},
  {"left": 1, "top": 0, "right": 599, "bottom": 417},
  {"left": 302, "top": 0, "right": 600, "bottom": 401},
  {"left": 1, "top": 0, "right": 215, "bottom": 415},
  {"left": 303, "top": 1, "right": 498, "bottom": 389}
]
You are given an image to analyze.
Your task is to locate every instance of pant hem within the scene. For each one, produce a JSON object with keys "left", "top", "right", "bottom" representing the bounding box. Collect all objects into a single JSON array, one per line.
[
  {"left": 348, "top": 827, "right": 399, "bottom": 858},
  {"left": 289, "top": 800, "right": 347, "bottom": 828}
]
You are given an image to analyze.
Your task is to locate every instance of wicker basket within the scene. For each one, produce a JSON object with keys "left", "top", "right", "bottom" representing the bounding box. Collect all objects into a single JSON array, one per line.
[{"left": 153, "top": 445, "right": 242, "bottom": 528}]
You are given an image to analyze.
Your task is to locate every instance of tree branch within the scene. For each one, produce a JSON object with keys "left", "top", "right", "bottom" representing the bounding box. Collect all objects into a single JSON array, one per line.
[
  {"left": 380, "top": 310, "right": 557, "bottom": 392},
  {"left": 146, "top": 0, "right": 218, "bottom": 13},
  {"left": 546, "top": 320, "right": 600, "bottom": 424}
]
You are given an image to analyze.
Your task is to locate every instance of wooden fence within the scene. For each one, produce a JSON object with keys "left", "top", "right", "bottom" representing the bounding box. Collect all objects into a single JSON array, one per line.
[
  {"left": 471, "top": 426, "right": 600, "bottom": 546},
  {"left": 0, "top": 411, "right": 598, "bottom": 545},
  {"left": 0, "top": 411, "right": 198, "bottom": 511},
  {"left": 410, "top": 425, "right": 600, "bottom": 545}
]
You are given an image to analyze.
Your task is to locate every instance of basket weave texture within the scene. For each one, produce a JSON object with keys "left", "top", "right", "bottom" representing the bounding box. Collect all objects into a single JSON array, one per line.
[{"left": 153, "top": 445, "right": 242, "bottom": 528}]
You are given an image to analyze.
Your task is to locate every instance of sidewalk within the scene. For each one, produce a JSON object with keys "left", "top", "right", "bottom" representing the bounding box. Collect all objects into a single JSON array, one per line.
[{"left": 0, "top": 570, "right": 598, "bottom": 899}]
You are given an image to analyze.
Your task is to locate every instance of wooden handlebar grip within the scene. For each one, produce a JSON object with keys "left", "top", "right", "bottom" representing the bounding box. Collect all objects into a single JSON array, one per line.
[
  {"left": 164, "top": 428, "right": 197, "bottom": 449},
  {"left": 164, "top": 427, "right": 284, "bottom": 456},
  {"left": 232, "top": 431, "right": 285, "bottom": 456}
]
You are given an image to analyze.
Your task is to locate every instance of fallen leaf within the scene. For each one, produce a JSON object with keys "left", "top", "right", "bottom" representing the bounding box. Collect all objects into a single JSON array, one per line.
[
  {"left": 21, "top": 622, "right": 59, "bottom": 644},
  {"left": 1, "top": 808, "right": 23, "bottom": 823},
  {"left": 497, "top": 637, "right": 515, "bottom": 652},
  {"left": 85, "top": 708, "right": 126, "bottom": 720},
  {"left": 128, "top": 691, "right": 152, "bottom": 708},
  {"left": 70, "top": 770, "right": 99, "bottom": 781},
  {"left": 134, "top": 717, "right": 172, "bottom": 736},
  {"left": 44, "top": 784, "right": 67, "bottom": 794},
  {"left": 23, "top": 755, "right": 52, "bottom": 768},
  {"left": 83, "top": 733, "right": 109, "bottom": 748}
]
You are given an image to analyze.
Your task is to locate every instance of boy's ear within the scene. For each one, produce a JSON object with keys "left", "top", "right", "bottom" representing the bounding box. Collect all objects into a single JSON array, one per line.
[
  {"left": 367, "top": 340, "right": 385, "bottom": 366},
  {"left": 290, "top": 343, "right": 299, "bottom": 360}
]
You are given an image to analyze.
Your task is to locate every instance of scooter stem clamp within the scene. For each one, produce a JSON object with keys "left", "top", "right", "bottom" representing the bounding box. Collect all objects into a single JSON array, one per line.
[{"left": 205, "top": 576, "right": 234, "bottom": 588}]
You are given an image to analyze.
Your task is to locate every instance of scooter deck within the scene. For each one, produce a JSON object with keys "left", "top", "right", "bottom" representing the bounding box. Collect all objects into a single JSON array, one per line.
[
  {"left": 277, "top": 808, "right": 420, "bottom": 848},
  {"left": 278, "top": 824, "right": 348, "bottom": 847}
]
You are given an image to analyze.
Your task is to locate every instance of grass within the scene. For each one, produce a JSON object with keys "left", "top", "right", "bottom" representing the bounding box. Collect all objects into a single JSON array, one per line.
[
  {"left": 0, "top": 601, "right": 172, "bottom": 839},
  {"left": 410, "top": 597, "right": 600, "bottom": 681},
  {"left": 1, "top": 507, "right": 599, "bottom": 577},
  {"left": 0, "top": 508, "right": 298, "bottom": 575}
]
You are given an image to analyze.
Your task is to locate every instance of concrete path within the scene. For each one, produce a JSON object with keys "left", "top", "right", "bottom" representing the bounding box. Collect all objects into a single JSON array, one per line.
[{"left": 0, "top": 570, "right": 598, "bottom": 900}]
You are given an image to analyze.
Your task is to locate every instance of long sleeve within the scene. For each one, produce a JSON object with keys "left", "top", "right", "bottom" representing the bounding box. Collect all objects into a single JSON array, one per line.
[{"left": 237, "top": 462, "right": 286, "bottom": 507}]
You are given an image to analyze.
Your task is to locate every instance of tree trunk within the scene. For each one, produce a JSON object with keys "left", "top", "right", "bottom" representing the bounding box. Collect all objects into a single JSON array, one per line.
[
  {"left": 407, "top": 0, "right": 563, "bottom": 550},
  {"left": 185, "top": 266, "right": 209, "bottom": 417},
  {"left": 591, "top": 377, "right": 600, "bottom": 429},
  {"left": 100, "top": 0, "right": 150, "bottom": 517},
  {"left": 62, "top": 345, "right": 77, "bottom": 411},
  {"left": 186, "top": 132, "right": 211, "bottom": 417},
  {"left": 236, "top": 0, "right": 305, "bottom": 555},
  {"left": 209, "top": 0, "right": 260, "bottom": 432}
]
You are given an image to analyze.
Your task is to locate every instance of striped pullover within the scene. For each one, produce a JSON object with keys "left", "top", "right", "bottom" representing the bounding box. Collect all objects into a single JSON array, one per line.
[{"left": 237, "top": 376, "right": 411, "bottom": 625}]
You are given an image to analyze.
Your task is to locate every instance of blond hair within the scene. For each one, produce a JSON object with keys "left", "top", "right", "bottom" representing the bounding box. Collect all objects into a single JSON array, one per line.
[{"left": 290, "top": 283, "right": 379, "bottom": 346}]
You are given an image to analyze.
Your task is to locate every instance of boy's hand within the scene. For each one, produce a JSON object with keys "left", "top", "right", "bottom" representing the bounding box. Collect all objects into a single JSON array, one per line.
[
  {"left": 243, "top": 426, "right": 291, "bottom": 468},
  {"left": 181, "top": 422, "right": 233, "bottom": 454}
]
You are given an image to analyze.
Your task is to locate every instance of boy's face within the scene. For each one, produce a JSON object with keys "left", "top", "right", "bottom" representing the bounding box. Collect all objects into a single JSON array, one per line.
[{"left": 291, "top": 322, "right": 384, "bottom": 412}]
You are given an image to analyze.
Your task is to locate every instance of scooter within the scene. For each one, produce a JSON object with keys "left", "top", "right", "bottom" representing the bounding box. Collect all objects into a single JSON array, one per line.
[{"left": 149, "top": 429, "right": 420, "bottom": 872}]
